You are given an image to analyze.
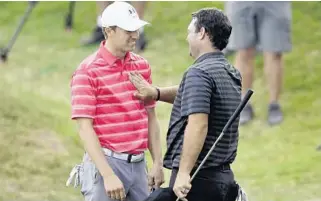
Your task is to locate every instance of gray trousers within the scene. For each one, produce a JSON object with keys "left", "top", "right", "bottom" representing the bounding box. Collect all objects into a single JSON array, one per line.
[{"left": 80, "top": 153, "right": 149, "bottom": 201}]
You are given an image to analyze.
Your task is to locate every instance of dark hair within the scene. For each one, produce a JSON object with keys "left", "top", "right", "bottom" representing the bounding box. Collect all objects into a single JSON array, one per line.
[
  {"left": 102, "top": 26, "right": 117, "bottom": 39},
  {"left": 191, "top": 8, "right": 232, "bottom": 51}
]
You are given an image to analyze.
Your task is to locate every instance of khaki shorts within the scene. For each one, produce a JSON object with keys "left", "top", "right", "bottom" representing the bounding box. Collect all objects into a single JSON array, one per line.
[{"left": 225, "top": 1, "right": 292, "bottom": 53}]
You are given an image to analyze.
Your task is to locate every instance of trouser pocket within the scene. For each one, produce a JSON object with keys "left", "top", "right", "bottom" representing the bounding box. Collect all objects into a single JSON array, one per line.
[{"left": 80, "top": 160, "right": 99, "bottom": 196}]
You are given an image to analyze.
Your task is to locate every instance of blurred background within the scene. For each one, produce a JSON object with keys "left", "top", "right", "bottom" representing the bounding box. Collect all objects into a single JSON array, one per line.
[{"left": 0, "top": 1, "right": 320, "bottom": 201}]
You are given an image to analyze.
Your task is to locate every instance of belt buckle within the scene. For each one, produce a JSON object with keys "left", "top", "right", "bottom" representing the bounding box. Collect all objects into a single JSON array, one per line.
[
  {"left": 126, "top": 154, "right": 133, "bottom": 163},
  {"left": 126, "top": 153, "right": 144, "bottom": 163},
  {"left": 221, "top": 164, "right": 230, "bottom": 171}
]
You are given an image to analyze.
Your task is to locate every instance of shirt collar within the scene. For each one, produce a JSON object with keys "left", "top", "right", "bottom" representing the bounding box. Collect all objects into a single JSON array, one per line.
[
  {"left": 194, "top": 51, "right": 225, "bottom": 64},
  {"left": 98, "top": 40, "right": 134, "bottom": 66}
]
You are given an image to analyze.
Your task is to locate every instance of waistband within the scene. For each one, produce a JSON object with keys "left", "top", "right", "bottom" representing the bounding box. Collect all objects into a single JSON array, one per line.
[
  {"left": 191, "top": 163, "right": 231, "bottom": 174},
  {"left": 102, "top": 148, "right": 145, "bottom": 163},
  {"left": 172, "top": 163, "right": 231, "bottom": 174}
]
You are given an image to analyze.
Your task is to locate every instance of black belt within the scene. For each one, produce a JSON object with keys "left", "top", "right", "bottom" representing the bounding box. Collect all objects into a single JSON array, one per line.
[
  {"left": 190, "top": 163, "right": 231, "bottom": 175},
  {"left": 207, "top": 163, "right": 231, "bottom": 171},
  {"left": 173, "top": 163, "right": 231, "bottom": 174}
]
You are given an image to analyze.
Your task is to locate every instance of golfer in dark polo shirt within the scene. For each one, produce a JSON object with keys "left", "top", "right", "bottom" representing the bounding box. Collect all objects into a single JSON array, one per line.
[{"left": 129, "top": 8, "right": 242, "bottom": 201}]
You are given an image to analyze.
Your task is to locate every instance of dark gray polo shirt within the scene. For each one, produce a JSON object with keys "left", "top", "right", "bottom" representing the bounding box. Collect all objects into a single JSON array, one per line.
[{"left": 163, "top": 52, "right": 242, "bottom": 170}]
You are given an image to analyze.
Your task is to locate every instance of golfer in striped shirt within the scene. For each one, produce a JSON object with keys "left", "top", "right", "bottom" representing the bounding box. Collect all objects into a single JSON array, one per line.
[
  {"left": 129, "top": 7, "right": 243, "bottom": 201},
  {"left": 67, "top": 2, "right": 164, "bottom": 201}
]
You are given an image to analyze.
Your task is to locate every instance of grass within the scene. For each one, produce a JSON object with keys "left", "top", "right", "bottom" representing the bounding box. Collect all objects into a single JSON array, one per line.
[{"left": 0, "top": 1, "right": 321, "bottom": 201}]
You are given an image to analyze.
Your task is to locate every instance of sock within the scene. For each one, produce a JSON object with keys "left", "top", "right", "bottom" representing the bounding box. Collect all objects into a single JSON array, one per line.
[{"left": 97, "top": 15, "right": 102, "bottom": 28}]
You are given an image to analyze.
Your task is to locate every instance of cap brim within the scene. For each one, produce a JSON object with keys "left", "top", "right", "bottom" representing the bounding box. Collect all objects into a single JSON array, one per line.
[{"left": 118, "top": 19, "right": 150, "bottom": 31}]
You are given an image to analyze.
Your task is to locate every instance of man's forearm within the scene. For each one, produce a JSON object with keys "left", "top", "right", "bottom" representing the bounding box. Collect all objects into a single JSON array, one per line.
[
  {"left": 178, "top": 122, "right": 208, "bottom": 174},
  {"left": 148, "top": 120, "right": 163, "bottom": 166},
  {"left": 158, "top": 85, "right": 179, "bottom": 104},
  {"left": 147, "top": 110, "right": 163, "bottom": 165},
  {"left": 79, "top": 127, "right": 114, "bottom": 178}
]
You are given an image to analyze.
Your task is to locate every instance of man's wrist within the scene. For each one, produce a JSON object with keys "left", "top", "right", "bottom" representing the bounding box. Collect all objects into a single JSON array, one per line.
[
  {"left": 153, "top": 160, "right": 163, "bottom": 167},
  {"left": 177, "top": 168, "right": 191, "bottom": 175},
  {"left": 101, "top": 168, "right": 115, "bottom": 179},
  {"left": 178, "top": 163, "right": 192, "bottom": 175},
  {"left": 154, "top": 87, "right": 160, "bottom": 101}
]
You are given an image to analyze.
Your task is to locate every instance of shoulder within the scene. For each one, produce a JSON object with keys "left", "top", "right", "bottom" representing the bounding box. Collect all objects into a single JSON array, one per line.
[
  {"left": 71, "top": 51, "right": 104, "bottom": 85},
  {"left": 185, "top": 65, "right": 211, "bottom": 80},
  {"left": 73, "top": 51, "right": 102, "bottom": 77},
  {"left": 189, "top": 57, "right": 233, "bottom": 77}
]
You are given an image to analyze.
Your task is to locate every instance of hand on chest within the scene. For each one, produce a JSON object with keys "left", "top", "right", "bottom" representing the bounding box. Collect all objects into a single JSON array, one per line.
[{"left": 97, "top": 62, "right": 149, "bottom": 101}]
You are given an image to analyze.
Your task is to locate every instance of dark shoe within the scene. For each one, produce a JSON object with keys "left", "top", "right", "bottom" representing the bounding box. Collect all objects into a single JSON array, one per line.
[
  {"left": 268, "top": 102, "right": 283, "bottom": 126},
  {"left": 135, "top": 32, "right": 148, "bottom": 52},
  {"left": 239, "top": 103, "right": 254, "bottom": 125},
  {"left": 80, "top": 26, "right": 105, "bottom": 46},
  {"left": 316, "top": 144, "right": 321, "bottom": 151}
]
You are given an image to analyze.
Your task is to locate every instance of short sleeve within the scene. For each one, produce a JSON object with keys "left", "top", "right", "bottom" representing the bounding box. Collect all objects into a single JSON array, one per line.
[
  {"left": 70, "top": 70, "right": 97, "bottom": 119},
  {"left": 181, "top": 68, "right": 213, "bottom": 116}
]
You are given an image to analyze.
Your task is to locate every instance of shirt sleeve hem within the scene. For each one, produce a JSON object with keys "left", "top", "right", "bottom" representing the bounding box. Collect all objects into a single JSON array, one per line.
[
  {"left": 181, "top": 109, "right": 210, "bottom": 117},
  {"left": 71, "top": 115, "right": 95, "bottom": 120}
]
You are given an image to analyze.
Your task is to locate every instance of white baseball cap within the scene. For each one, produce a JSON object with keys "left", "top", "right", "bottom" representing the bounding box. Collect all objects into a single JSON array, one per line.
[{"left": 101, "top": 1, "right": 150, "bottom": 32}]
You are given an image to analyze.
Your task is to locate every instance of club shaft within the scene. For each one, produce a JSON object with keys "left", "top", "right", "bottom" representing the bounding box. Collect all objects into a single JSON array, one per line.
[{"left": 191, "top": 89, "right": 253, "bottom": 180}]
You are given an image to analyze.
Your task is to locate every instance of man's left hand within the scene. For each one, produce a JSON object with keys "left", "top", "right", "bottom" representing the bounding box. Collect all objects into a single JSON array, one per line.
[
  {"left": 148, "top": 164, "right": 165, "bottom": 190},
  {"left": 128, "top": 72, "right": 158, "bottom": 102},
  {"left": 173, "top": 171, "right": 192, "bottom": 201}
]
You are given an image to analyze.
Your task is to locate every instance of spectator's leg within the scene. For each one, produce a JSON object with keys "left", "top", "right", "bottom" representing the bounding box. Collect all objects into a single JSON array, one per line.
[
  {"left": 263, "top": 52, "right": 283, "bottom": 104},
  {"left": 226, "top": 2, "right": 257, "bottom": 125},
  {"left": 80, "top": 1, "right": 112, "bottom": 46},
  {"left": 235, "top": 49, "right": 256, "bottom": 97},
  {"left": 259, "top": 2, "right": 292, "bottom": 125},
  {"left": 235, "top": 48, "right": 256, "bottom": 125},
  {"left": 131, "top": 1, "right": 148, "bottom": 52}
]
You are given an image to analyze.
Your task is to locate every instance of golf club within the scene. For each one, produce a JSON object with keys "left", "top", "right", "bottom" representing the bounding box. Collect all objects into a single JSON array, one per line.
[
  {"left": 0, "top": 1, "right": 38, "bottom": 63},
  {"left": 175, "top": 89, "right": 254, "bottom": 201},
  {"left": 65, "top": 1, "right": 76, "bottom": 31}
]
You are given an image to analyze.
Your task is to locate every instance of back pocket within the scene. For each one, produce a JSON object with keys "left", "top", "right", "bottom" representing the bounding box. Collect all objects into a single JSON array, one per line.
[{"left": 188, "top": 177, "right": 230, "bottom": 201}]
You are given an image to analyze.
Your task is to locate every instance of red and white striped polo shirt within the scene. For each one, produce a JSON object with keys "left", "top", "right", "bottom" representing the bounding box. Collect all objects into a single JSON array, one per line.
[{"left": 70, "top": 41, "right": 156, "bottom": 154}]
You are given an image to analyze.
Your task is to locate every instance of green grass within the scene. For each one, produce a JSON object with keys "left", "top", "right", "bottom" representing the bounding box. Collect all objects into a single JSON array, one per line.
[{"left": 0, "top": 1, "right": 321, "bottom": 201}]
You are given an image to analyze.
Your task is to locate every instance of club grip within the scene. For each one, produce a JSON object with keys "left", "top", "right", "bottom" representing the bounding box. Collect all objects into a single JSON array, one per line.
[{"left": 222, "top": 89, "right": 253, "bottom": 133}]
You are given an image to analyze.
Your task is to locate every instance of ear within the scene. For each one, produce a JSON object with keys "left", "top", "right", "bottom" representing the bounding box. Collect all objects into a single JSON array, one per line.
[
  {"left": 105, "top": 27, "right": 116, "bottom": 37},
  {"left": 198, "top": 27, "right": 206, "bottom": 40}
]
